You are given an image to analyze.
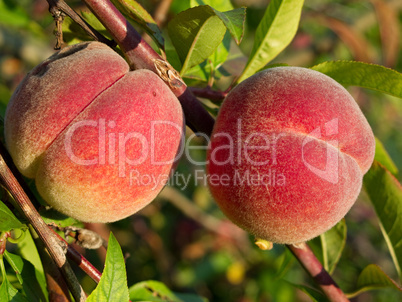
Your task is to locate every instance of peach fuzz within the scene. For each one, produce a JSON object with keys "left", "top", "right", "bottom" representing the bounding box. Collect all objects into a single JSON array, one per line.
[
  {"left": 206, "top": 67, "right": 375, "bottom": 244},
  {"left": 5, "top": 42, "right": 184, "bottom": 223}
]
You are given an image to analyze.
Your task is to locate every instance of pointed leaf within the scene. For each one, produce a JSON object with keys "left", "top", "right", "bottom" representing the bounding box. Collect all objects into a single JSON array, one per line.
[
  {"left": 0, "top": 276, "right": 29, "bottom": 302},
  {"left": 0, "top": 200, "right": 24, "bottom": 231},
  {"left": 168, "top": 6, "right": 227, "bottom": 74},
  {"left": 347, "top": 264, "right": 402, "bottom": 298},
  {"left": 374, "top": 137, "right": 399, "bottom": 177},
  {"left": 190, "top": 1, "right": 245, "bottom": 44},
  {"left": 320, "top": 219, "right": 347, "bottom": 275},
  {"left": 4, "top": 251, "right": 23, "bottom": 284},
  {"left": 311, "top": 61, "right": 402, "bottom": 98},
  {"left": 111, "top": 0, "right": 164, "bottom": 48},
  {"left": 87, "top": 233, "right": 129, "bottom": 302},
  {"left": 213, "top": 8, "right": 246, "bottom": 44},
  {"left": 363, "top": 161, "right": 402, "bottom": 281},
  {"left": 238, "top": 0, "right": 304, "bottom": 82},
  {"left": 4, "top": 251, "right": 47, "bottom": 302}
]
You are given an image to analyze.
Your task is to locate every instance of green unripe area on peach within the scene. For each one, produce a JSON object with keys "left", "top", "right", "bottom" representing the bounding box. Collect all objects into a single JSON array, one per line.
[
  {"left": 206, "top": 67, "right": 375, "bottom": 244},
  {"left": 5, "top": 42, "right": 184, "bottom": 223}
]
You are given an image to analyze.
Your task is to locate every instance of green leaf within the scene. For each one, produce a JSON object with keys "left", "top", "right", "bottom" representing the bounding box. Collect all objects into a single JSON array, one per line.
[
  {"left": 320, "top": 219, "right": 347, "bottom": 275},
  {"left": 0, "top": 200, "right": 24, "bottom": 231},
  {"left": 189, "top": 0, "right": 245, "bottom": 44},
  {"left": 190, "top": 0, "right": 234, "bottom": 11},
  {"left": 374, "top": 137, "right": 399, "bottom": 177},
  {"left": 0, "top": 275, "right": 29, "bottom": 302},
  {"left": 238, "top": 0, "right": 304, "bottom": 82},
  {"left": 111, "top": 0, "right": 164, "bottom": 48},
  {"left": 3, "top": 251, "right": 47, "bottom": 302},
  {"left": 40, "top": 208, "right": 82, "bottom": 228},
  {"left": 129, "top": 280, "right": 206, "bottom": 302},
  {"left": 346, "top": 264, "right": 402, "bottom": 298},
  {"left": 168, "top": 6, "right": 227, "bottom": 74},
  {"left": 213, "top": 8, "right": 246, "bottom": 45},
  {"left": 363, "top": 161, "right": 402, "bottom": 282},
  {"left": 87, "top": 233, "right": 129, "bottom": 302},
  {"left": 4, "top": 251, "right": 24, "bottom": 284},
  {"left": 311, "top": 61, "right": 402, "bottom": 98},
  {"left": 129, "top": 280, "right": 181, "bottom": 301}
]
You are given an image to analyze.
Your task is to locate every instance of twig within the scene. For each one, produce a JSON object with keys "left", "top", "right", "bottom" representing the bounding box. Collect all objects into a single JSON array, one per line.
[
  {"left": 50, "top": 228, "right": 102, "bottom": 284},
  {"left": 0, "top": 143, "right": 86, "bottom": 302},
  {"left": 82, "top": 0, "right": 215, "bottom": 136},
  {"left": 46, "top": 0, "right": 115, "bottom": 47},
  {"left": 288, "top": 243, "right": 350, "bottom": 302},
  {"left": 189, "top": 86, "right": 228, "bottom": 102}
]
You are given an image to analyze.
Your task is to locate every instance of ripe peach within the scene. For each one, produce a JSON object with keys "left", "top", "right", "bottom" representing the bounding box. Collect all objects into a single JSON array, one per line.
[
  {"left": 206, "top": 67, "right": 375, "bottom": 244},
  {"left": 5, "top": 42, "right": 184, "bottom": 223}
]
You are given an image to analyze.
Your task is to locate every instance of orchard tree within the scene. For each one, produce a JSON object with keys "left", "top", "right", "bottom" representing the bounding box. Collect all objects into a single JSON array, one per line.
[{"left": 0, "top": 0, "right": 401, "bottom": 301}]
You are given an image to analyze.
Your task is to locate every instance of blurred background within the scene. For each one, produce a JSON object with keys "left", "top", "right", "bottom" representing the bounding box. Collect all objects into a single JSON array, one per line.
[{"left": 0, "top": 0, "right": 401, "bottom": 301}]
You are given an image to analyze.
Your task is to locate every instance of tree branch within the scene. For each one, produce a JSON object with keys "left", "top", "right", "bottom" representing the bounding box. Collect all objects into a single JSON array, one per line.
[
  {"left": 47, "top": 0, "right": 115, "bottom": 47},
  {"left": 82, "top": 0, "right": 215, "bottom": 136},
  {"left": 0, "top": 143, "right": 86, "bottom": 302}
]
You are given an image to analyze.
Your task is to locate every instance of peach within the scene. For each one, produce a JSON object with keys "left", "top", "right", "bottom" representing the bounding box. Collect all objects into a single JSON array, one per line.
[
  {"left": 206, "top": 67, "right": 375, "bottom": 244},
  {"left": 5, "top": 42, "right": 184, "bottom": 223}
]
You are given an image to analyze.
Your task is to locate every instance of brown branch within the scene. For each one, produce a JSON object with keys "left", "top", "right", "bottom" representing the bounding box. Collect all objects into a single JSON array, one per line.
[
  {"left": 0, "top": 143, "right": 86, "bottom": 302},
  {"left": 46, "top": 0, "right": 115, "bottom": 47},
  {"left": 82, "top": 0, "right": 215, "bottom": 136},
  {"left": 189, "top": 86, "right": 228, "bottom": 102},
  {"left": 50, "top": 229, "right": 102, "bottom": 284},
  {"left": 288, "top": 243, "right": 350, "bottom": 302}
]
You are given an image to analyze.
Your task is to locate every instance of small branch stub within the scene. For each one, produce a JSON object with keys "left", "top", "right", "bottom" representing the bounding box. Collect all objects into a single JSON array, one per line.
[
  {"left": 154, "top": 59, "right": 184, "bottom": 90},
  {"left": 49, "top": 6, "right": 65, "bottom": 49}
]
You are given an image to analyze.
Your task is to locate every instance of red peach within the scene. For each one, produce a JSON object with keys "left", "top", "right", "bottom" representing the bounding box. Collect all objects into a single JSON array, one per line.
[
  {"left": 5, "top": 42, "right": 184, "bottom": 223},
  {"left": 206, "top": 67, "right": 375, "bottom": 244}
]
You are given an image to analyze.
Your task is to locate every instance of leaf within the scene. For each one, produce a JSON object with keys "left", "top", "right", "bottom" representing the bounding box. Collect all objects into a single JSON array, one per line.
[
  {"left": 111, "top": 0, "right": 164, "bottom": 48},
  {"left": 0, "top": 274, "right": 29, "bottom": 302},
  {"left": 311, "top": 61, "right": 402, "bottom": 98},
  {"left": 189, "top": 0, "right": 245, "bottom": 44},
  {"left": 238, "top": 0, "right": 304, "bottom": 82},
  {"left": 87, "top": 233, "right": 129, "bottom": 302},
  {"left": 190, "top": 0, "right": 234, "bottom": 11},
  {"left": 346, "top": 264, "right": 402, "bottom": 298},
  {"left": 129, "top": 280, "right": 181, "bottom": 301},
  {"left": 0, "top": 200, "right": 24, "bottom": 231},
  {"left": 40, "top": 208, "right": 82, "bottom": 228},
  {"left": 320, "top": 219, "right": 347, "bottom": 275},
  {"left": 168, "top": 6, "right": 227, "bottom": 74},
  {"left": 4, "top": 251, "right": 23, "bottom": 284},
  {"left": 129, "top": 280, "right": 206, "bottom": 302},
  {"left": 213, "top": 8, "right": 246, "bottom": 45},
  {"left": 374, "top": 137, "right": 399, "bottom": 177},
  {"left": 4, "top": 251, "right": 47, "bottom": 302},
  {"left": 363, "top": 161, "right": 402, "bottom": 282}
]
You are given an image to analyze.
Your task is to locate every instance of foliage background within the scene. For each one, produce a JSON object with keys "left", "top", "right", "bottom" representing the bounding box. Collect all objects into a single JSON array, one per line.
[{"left": 0, "top": 0, "right": 401, "bottom": 301}]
